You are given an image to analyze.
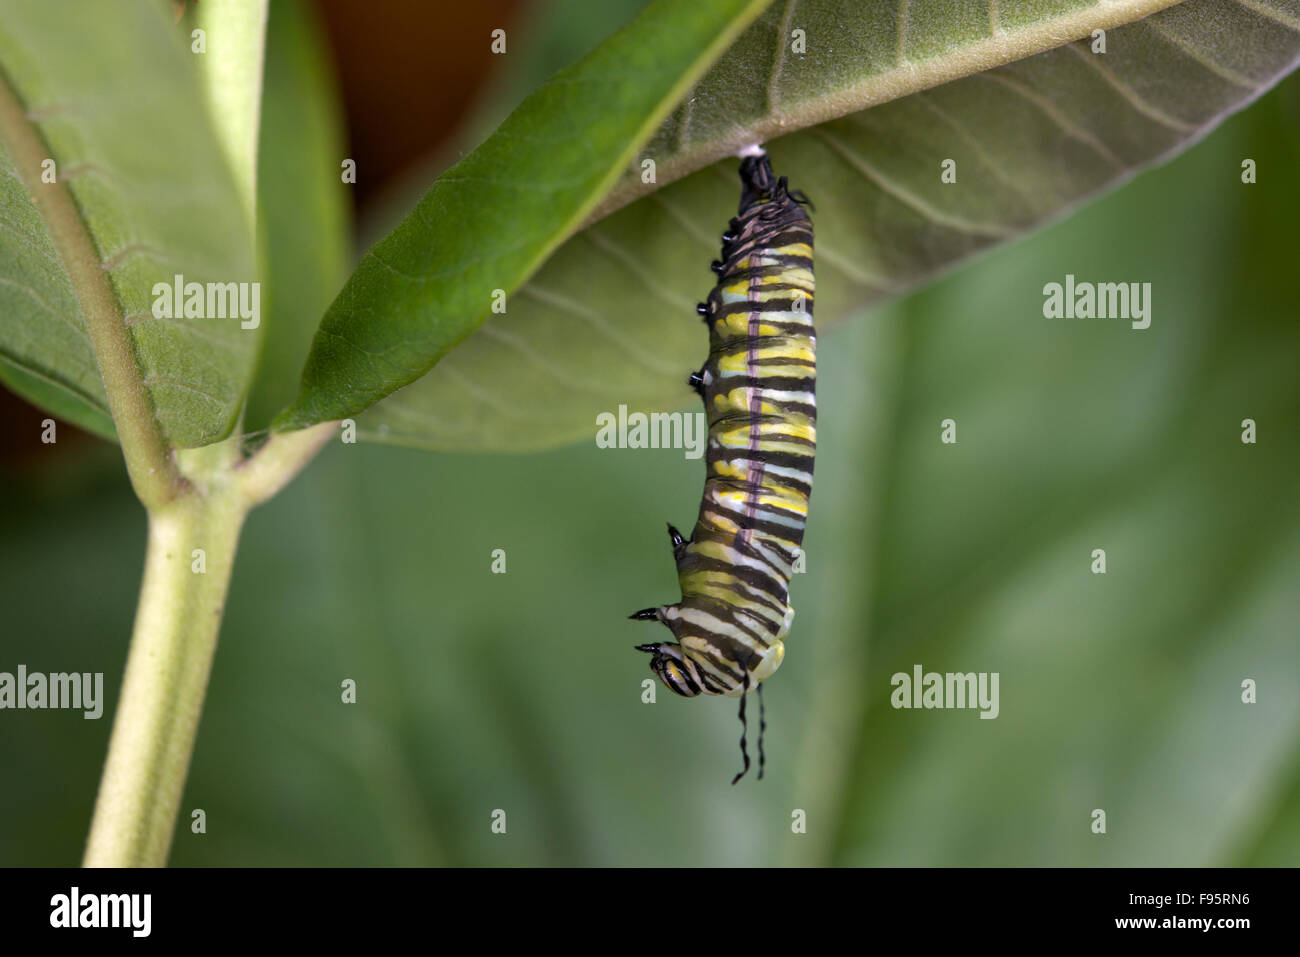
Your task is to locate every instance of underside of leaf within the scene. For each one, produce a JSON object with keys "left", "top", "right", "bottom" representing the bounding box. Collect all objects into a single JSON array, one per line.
[{"left": 359, "top": 0, "right": 1300, "bottom": 452}]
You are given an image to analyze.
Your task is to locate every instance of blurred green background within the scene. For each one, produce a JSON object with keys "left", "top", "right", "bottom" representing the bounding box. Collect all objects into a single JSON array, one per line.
[{"left": 1, "top": 1, "right": 1298, "bottom": 865}]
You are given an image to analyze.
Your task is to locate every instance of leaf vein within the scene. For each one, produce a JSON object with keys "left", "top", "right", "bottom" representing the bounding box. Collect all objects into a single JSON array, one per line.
[
  {"left": 1066, "top": 41, "right": 1198, "bottom": 132},
  {"left": 812, "top": 127, "right": 1015, "bottom": 238}
]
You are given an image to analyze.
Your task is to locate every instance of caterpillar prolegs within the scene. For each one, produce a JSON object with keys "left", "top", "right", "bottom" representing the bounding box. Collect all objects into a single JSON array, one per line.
[{"left": 631, "top": 150, "right": 815, "bottom": 783}]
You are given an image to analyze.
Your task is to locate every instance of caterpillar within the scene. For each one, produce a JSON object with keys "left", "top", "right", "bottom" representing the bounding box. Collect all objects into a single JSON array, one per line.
[{"left": 631, "top": 148, "right": 815, "bottom": 784}]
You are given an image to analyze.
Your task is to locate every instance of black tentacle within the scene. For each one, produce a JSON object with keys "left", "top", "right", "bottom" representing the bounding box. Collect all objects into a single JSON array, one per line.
[{"left": 731, "top": 670, "right": 752, "bottom": 785}]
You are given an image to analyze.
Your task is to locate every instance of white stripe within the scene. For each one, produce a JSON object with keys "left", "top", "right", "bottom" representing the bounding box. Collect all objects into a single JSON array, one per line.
[
  {"left": 680, "top": 607, "right": 767, "bottom": 651},
  {"left": 720, "top": 458, "right": 813, "bottom": 485},
  {"left": 706, "top": 493, "right": 806, "bottom": 529}
]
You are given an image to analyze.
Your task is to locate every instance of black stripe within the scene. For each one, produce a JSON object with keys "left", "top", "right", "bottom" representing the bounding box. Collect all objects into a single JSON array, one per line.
[
  {"left": 722, "top": 222, "right": 811, "bottom": 256},
  {"left": 693, "top": 647, "right": 745, "bottom": 682},
  {"left": 704, "top": 463, "right": 813, "bottom": 499},
  {"left": 718, "top": 401, "right": 817, "bottom": 423},
  {"left": 698, "top": 670, "right": 728, "bottom": 693},
  {"left": 709, "top": 374, "right": 817, "bottom": 395},
  {"left": 684, "top": 556, "right": 788, "bottom": 601},
  {"left": 723, "top": 227, "right": 812, "bottom": 262},
  {"left": 706, "top": 410, "right": 789, "bottom": 428},
  {"left": 689, "top": 537, "right": 791, "bottom": 586},
  {"left": 724, "top": 256, "right": 813, "bottom": 280},
  {"left": 708, "top": 580, "right": 788, "bottom": 617},
  {"left": 677, "top": 667, "right": 701, "bottom": 696},
  {"left": 695, "top": 599, "right": 774, "bottom": 644},
  {"left": 713, "top": 297, "right": 815, "bottom": 317},
  {"left": 694, "top": 639, "right": 762, "bottom": 677}
]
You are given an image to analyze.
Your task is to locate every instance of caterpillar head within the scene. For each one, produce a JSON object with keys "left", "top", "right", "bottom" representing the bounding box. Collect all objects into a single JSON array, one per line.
[{"left": 636, "top": 642, "right": 704, "bottom": 698}]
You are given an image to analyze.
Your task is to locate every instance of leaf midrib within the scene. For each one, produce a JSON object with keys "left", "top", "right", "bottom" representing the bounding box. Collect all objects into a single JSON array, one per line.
[
  {"left": 591, "top": 0, "right": 1189, "bottom": 223},
  {"left": 0, "top": 63, "right": 178, "bottom": 501}
]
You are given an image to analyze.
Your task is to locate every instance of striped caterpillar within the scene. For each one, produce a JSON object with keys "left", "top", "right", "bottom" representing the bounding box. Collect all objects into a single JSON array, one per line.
[{"left": 631, "top": 149, "right": 815, "bottom": 783}]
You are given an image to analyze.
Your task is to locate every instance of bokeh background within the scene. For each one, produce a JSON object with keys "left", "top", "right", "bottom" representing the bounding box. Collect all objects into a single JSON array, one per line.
[{"left": 1, "top": 0, "right": 1297, "bottom": 865}]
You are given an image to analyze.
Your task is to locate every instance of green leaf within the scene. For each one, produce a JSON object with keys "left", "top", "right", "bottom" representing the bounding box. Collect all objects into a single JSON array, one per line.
[
  {"left": 820, "top": 90, "right": 1300, "bottom": 864},
  {"left": 356, "top": 0, "right": 651, "bottom": 250},
  {"left": 190, "top": 0, "right": 270, "bottom": 236},
  {"left": 0, "top": 0, "right": 259, "bottom": 448},
  {"left": 242, "top": 0, "right": 351, "bottom": 433},
  {"left": 355, "top": 0, "right": 1300, "bottom": 451},
  {"left": 0, "top": 355, "right": 116, "bottom": 441},
  {"left": 272, "top": 0, "right": 775, "bottom": 432}
]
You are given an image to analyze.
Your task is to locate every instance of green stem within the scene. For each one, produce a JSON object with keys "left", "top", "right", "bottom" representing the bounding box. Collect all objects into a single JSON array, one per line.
[
  {"left": 236, "top": 421, "right": 336, "bottom": 505},
  {"left": 83, "top": 454, "right": 247, "bottom": 867},
  {"left": 83, "top": 427, "right": 330, "bottom": 867}
]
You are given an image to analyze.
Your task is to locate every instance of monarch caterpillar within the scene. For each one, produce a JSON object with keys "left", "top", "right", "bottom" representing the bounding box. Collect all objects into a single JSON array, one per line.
[{"left": 631, "top": 148, "right": 815, "bottom": 784}]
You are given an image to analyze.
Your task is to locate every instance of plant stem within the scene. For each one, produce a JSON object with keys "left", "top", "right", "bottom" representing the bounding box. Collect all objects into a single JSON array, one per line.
[
  {"left": 83, "top": 426, "right": 331, "bottom": 866},
  {"left": 236, "top": 421, "right": 336, "bottom": 505},
  {"left": 83, "top": 468, "right": 247, "bottom": 867}
]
